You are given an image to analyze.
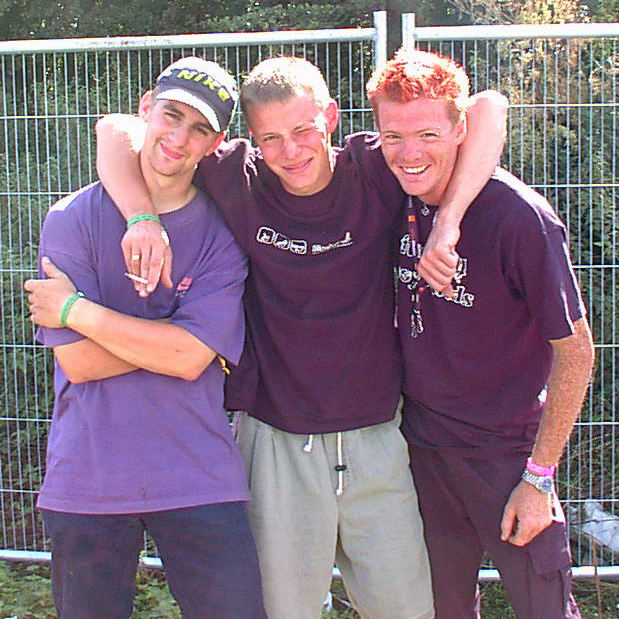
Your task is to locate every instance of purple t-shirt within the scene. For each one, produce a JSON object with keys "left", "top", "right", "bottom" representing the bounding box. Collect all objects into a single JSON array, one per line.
[
  {"left": 398, "top": 168, "right": 585, "bottom": 457},
  {"left": 36, "top": 182, "right": 250, "bottom": 514},
  {"left": 196, "top": 133, "right": 405, "bottom": 434}
]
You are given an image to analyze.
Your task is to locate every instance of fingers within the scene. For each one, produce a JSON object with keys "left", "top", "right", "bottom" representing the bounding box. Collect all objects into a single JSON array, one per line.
[
  {"left": 121, "top": 220, "right": 170, "bottom": 297},
  {"left": 500, "top": 505, "right": 516, "bottom": 543},
  {"left": 160, "top": 246, "right": 174, "bottom": 289},
  {"left": 417, "top": 248, "right": 459, "bottom": 298}
]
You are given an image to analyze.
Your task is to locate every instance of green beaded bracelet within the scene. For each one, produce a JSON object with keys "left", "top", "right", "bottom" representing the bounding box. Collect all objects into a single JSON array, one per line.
[
  {"left": 60, "top": 292, "right": 85, "bottom": 328},
  {"left": 126, "top": 213, "right": 161, "bottom": 229}
]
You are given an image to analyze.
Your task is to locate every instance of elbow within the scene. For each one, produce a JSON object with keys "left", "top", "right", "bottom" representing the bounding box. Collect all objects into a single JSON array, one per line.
[
  {"left": 175, "top": 351, "right": 217, "bottom": 382},
  {"left": 63, "top": 368, "right": 90, "bottom": 384}
]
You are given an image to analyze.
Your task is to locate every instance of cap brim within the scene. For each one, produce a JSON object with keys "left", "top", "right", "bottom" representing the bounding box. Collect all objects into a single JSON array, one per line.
[{"left": 155, "top": 88, "right": 221, "bottom": 132}]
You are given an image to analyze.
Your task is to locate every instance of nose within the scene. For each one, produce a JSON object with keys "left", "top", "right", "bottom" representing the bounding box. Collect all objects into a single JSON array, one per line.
[
  {"left": 281, "top": 135, "right": 300, "bottom": 158},
  {"left": 169, "top": 122, "right": 190, "bottom": 146},
  {"left": 400, "top": 137, "right": 421, "bottom": 159}
]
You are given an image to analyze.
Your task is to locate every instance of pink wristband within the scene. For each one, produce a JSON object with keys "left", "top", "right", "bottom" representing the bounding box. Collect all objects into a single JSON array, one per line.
[{"left": 526, "top": 458, "right": 556, "bottom": 477}]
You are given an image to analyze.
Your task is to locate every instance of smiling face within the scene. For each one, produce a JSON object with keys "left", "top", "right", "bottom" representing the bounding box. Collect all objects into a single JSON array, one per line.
[
  {"left": 376, "top": 96, "right": 466, "bottom": 205},
  {"left": 139, "top": 94, "right": 224, "bottom": 184},
  {"left": 247, "top": 93, "right": 339, "bottom": 197}
]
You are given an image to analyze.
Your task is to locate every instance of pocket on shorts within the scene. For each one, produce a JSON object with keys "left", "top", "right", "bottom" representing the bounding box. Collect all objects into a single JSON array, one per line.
[{"left": 527, "top": 520, "right": 572, "bottom": 576}]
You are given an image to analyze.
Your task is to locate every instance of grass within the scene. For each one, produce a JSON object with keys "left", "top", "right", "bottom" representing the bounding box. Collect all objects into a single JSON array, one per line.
[{"left": 0, "top": 561, "right": 618, "bottom": 618}]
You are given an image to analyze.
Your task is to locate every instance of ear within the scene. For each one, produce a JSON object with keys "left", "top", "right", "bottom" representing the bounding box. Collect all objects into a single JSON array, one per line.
[
  {"left": 138, "top": 91, "right": 155, "bottom": 120},
  {"left": 207, "top": 132, "right": 226, "bottom": 155},
  {"left": 324, "top": 100, "right": 340, "bottom": 134},
  {"left": 454, "top": 117, "right": 467, "bottom": 146}
]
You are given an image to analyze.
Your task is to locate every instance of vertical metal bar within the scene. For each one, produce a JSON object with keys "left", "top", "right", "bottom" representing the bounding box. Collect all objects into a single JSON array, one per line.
[{"left": 373, "top": 10, "right": 387, "bottom": 70}]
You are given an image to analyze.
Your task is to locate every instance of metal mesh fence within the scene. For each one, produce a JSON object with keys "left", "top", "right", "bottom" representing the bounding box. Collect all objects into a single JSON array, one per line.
[{"left": 1, "top": 17, "right": 618, "bottom": 572}]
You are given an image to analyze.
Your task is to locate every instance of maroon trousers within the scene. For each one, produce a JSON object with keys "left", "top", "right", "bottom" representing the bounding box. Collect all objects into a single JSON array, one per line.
[{"left": 409, "top": 445, "right": 581, "bottom": 619}]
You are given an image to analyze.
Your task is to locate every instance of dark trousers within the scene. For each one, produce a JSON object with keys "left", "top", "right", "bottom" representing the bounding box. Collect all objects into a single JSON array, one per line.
[
  {"left": 42, "top": 502, "right": 266, "bottom": 619},
  {"left": 409, "top": 446, "right": 581, "bottom": 619}
]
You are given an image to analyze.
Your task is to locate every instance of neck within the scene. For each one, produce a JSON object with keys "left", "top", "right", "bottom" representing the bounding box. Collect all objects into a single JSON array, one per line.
[{"left": 140, "top": 155, "right": 197, "bottom": 214}]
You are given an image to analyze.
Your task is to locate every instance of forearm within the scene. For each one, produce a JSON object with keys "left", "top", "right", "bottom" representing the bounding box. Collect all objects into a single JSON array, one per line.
[
  {"left": 54, "top": 338, "right": 138, "bottom": 383},
  {"left": 437, "top": 90, "right": 508, "bottom": 226},
  {"left": 95, "top": 113, "right": 155, "bottom": 219},
  {"left": 65, "top": 297, "right": 216, "bottom": 380},
  {"left": 531, "top": 318, "right": 595, "bottom": 467}
]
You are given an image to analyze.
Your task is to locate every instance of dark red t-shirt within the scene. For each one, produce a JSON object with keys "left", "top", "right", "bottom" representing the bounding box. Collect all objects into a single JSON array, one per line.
[{"left": 196, "top": 133, "right": 406, "bottom": 434}]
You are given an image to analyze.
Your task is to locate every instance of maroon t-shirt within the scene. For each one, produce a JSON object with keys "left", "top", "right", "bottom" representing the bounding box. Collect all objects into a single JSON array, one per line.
[
  {"left": 398, "top": 168, "right": 585, "bottom": 456},
  {"left": 196, "top": 133, "right": 406, "bottom": 434}
]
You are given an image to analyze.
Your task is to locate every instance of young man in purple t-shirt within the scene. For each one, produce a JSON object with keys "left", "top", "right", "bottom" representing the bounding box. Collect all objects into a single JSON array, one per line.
[
  {"left": 367, "top": 49, "right": 595, "bottom": 618},
  {"left": 94, "top": 56, "right": 507, "bottom": 619},
  {"left": 24, "top": 57, "right": 266, "bottom": 619}
]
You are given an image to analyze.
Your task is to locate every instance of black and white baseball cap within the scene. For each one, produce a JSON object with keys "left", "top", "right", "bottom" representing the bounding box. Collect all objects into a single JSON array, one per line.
[{"left": 155, "top": 57, "right": 238, "bottom": 132}]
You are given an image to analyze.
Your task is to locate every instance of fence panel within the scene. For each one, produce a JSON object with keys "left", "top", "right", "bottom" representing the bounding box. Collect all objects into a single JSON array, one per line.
[{"left": 405, "top": 18, "right": 619, "bottom": 571}]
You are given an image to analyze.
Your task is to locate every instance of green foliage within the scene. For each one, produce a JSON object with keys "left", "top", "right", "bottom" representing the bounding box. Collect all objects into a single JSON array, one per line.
[{"left": 0, "top": 562, "right": 55, "bottom": 618}]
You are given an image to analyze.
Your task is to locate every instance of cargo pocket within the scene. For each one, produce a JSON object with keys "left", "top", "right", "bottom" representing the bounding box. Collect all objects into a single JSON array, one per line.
[{"left": 525, "top": 520, "right": 576, "bottom": 618}]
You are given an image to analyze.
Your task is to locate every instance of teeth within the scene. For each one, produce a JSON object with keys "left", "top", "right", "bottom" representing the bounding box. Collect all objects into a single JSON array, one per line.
[{"left": 402, "top": 165, "right": 427, "bottom": 174}]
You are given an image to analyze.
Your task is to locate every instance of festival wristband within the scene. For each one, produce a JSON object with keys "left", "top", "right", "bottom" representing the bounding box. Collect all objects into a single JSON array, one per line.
[
  {"left": 526, "top": 458, "right": 556, "bottom": 477},
  {"left": 60, "top": 292, "right": 85, "bottom": 328},
  {"left": 126, "top": 213, "right": 161, "bottom": 229}
]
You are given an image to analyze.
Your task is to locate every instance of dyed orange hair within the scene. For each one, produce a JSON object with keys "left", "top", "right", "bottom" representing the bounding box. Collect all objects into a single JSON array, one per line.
[{"left": 366, "top": 49, "right": 470, "bottom": 124}]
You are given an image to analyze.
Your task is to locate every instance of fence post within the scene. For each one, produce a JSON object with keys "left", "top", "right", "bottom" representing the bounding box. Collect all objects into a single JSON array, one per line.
[
  {"left": 373, "top": 11, "right": 388, "bottom": 70},
  {"left": 402, "top": 12, "right": 417, "bottom": 49}
]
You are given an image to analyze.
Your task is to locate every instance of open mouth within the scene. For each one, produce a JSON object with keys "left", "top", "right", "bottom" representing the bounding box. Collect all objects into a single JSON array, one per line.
[{"left": 401, "top": 164, "right": 429, "bottom": 175}]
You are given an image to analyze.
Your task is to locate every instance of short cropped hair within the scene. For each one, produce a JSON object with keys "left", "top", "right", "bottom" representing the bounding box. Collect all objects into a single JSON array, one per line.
[
  {"left": 366, "top": 49, "right": 470, "bottom": 125},
  {"left": 240, "top": 56, "right": 333, "bottom": 117}
]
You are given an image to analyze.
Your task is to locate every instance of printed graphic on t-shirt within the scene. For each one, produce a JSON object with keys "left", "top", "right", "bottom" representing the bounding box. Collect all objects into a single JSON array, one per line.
[
  {"left": 175, "top": 276, "right": 193, "bottom": 298},
  {"left": 398, "top": 232, "right": 475, "bottom": 337},
  {"left": 256, "top": 226, "right": 353, "bottom": 256}
]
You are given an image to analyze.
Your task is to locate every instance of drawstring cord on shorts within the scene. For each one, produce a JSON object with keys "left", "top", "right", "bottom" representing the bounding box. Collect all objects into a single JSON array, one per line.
[
  {"left": 335, "top": 431, "right": 346, "bottom": 496},
  {"left": 302, "top": 432, "right": 347, "bottom": 496}
]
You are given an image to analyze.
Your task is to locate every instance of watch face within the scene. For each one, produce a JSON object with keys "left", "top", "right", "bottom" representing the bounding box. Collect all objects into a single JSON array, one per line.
[
  {"left": 522, "top": 469, "right": 554, "bottom": 493},
  {"left": 540, "top": 477, "right": 554, "bottom": 493}
]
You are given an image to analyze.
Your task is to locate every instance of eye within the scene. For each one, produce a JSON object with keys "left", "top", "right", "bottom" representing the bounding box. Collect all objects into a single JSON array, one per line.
[
  {"left": 381, "top": 133, "right": 401, "bottom": 143},
  {"left": 260, "top": 135, "right": 280, "bottom": 145}
]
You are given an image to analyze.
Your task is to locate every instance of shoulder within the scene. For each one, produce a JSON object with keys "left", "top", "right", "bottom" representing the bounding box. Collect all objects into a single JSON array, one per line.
[
  {"left": 196, "top": 137, "right": 265, "bottom": 187},
  {"left": 476, "top": 168, "right": 565, "bottom": 233},
  {"left": 47, "top": 181, "right": 102, "bottom": 216},
  {"left": 337, "top": 131, "right": 395, "bottom": 180},
  {"left": 341, "top": 131, "right": 384, "bottom": 165},
  {"left": 43, "top": 181, "right": 108, "bottom": 235}
]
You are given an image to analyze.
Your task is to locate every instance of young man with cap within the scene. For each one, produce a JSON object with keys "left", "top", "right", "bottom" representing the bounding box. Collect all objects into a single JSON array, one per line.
[
  {"left": 367, "top": 49, "right": 594, "bottom": 618},
  {"left": 24, "top": 57, "right": 266, "bottom": 619},
  {"left": 95, "top": 56, "right": 507, "bottom": 619}
]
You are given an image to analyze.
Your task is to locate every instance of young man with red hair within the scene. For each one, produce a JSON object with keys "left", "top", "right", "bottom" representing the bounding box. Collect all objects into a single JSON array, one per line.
[{"left": 367, "top": 48, "right": 594, "bottom": 619}]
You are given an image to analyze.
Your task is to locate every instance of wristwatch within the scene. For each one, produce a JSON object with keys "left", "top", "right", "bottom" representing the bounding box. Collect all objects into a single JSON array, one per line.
[{"left": 521, "top": 468, "right": 554, "bottom": 493}]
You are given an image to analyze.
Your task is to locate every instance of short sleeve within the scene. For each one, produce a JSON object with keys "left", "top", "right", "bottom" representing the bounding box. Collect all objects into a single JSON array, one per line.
[
  {"left": 36, "top": 187, "right": 103, "bottom": 349},
  {"left": 504, "top": 203, "right": 585, "bottom": 341},
  {"left": 169, "top": 212, "right": 247, "bottom": 365}
]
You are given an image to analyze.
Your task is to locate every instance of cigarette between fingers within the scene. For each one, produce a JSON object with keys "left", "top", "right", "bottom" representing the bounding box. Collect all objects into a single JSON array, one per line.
[{"left": 124, "top": 272, "right": 148, "bottom": 285}]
